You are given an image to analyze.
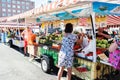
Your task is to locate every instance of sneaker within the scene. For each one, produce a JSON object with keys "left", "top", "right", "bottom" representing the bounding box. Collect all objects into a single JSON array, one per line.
[
  {"left": 29, "top": 58, "right": 34, "bottom": 62},
  {"left": 24, "top": 54, "right": 26, "bottom": 57}
]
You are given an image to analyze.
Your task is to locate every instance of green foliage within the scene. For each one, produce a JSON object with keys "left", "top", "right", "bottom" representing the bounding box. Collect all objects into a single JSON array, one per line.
[{"left": 7, "top": 33, "right": 14, "bottom": 38}]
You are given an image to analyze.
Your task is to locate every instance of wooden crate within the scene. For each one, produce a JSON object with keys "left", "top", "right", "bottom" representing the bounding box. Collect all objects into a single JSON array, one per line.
[{"left": 73, "top": 57, "right": 114, "bottom": 80}]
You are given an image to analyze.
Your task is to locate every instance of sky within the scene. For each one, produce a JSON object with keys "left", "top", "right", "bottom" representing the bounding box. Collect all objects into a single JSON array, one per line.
[
  {"left": 31, "top": 0, "right": 47, "bottom": 8},
  {"left": 31, "top": 0, "right": 120, "bottom": 8},
  {"left": 31, "top": 0, "right": 56, "bottom": 8}
]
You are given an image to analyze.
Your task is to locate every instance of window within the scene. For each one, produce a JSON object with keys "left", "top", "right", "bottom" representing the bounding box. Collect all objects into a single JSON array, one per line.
[
  {"left": 12, "top": 0, "right": 16, "bottom": 4},
  {"left": 2, "top": 0, "right": 6, "bottom": 2},
  {"left": 8, "top": 13, "right": 11, "bottom": 16},
  {"left": 22, "top": 2, "right": 25, "bottom": 4},
  {"left": 8, "top": 4, "right": 11, "bottom": 8},
  {"left": 8, "top": 9, "right": 11, "bottom": 12},
  {"left": 2, "top": 4, "right": 6, "bottom": 7},
  {"left": 2, "top": 13, "right": 6, "bottom": 16},
  {"left": 17, "top": 10, "right": 21, "bottom": 13},
  {"left": 26, "top": 2, "right": 29, "bottom": 5},
  {"left": 2, "top": 9, "right": 6, "bottom": 12},
  {"left": 17, "top": 1, "right": 20, "bottom": 4},
  {"left": 12, "top": 5, "right": 16, "bottom": 8},
  {"left": 7, "top": 0, "right": 11, "bottom": 3},
  {"left": 13, "top": 10, "right": 16, "bottom": 13},
  {"left": 22, "top": 6, "right": 25, "bottom": 9},
  {"left": 26, "top": 7, "right": 29, "bottom": 10},
  {"left": 17, "top": 6, "right": 20, "bottom": 8}
]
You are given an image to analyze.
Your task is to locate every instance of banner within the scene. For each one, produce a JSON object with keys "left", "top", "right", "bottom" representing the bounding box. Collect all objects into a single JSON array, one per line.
[{"left": 93, "top": 2, "right": 120, "bottom": 16}]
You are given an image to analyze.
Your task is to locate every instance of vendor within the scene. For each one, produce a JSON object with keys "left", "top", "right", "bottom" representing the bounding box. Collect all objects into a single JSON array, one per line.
[
  {"left": 81, "top": 33, "right": 89, "bottom": 49},
  {"left": 96, "top": 27, "right": 111, "bottom": 40},
  {"left": 75, "top": 35, "right": 94, "bottom": 59},
  {"left": 74, "top": 33, "right": 89, "bottom": 52}
]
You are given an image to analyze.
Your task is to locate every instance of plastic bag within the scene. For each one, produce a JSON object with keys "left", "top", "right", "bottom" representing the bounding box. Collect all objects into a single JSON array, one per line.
[{"left": 109, "top": 42, "right": 118, "bottom": 52}]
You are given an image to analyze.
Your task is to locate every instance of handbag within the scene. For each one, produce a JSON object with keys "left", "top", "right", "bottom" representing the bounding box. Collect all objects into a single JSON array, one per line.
[
  {"left": 109, "top": 50, "right": 120, "bottom": 70},
  {"left": 109, "top": 41, "right": 118, "bottom": 52}
]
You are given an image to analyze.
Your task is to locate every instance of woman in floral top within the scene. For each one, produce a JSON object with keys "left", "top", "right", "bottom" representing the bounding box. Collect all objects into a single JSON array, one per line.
[{"left": 57, "top": 23, "right": 79, "bottom": 80}]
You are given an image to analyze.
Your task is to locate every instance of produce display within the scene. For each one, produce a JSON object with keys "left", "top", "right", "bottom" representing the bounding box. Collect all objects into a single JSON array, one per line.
[
  {"left": 7, "top": 32, "right": 15, "bottom": 38},
  {"left": 40, "top": 47, "right": 58, "bottom": 65},
  {"left": 39, "top": 33, "right": 62, "bottom": 46},
  {"left": 96, "top": 39, "right": 110, "bottom": 48}
]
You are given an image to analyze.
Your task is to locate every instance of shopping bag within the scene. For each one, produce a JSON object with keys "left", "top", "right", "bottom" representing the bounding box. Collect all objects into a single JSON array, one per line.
[
  {"left": 109, "top": 42, "right": 118, "bottom": 52},
  {"left": 109, "top": 50, "right": 120, "bottom": 70}
]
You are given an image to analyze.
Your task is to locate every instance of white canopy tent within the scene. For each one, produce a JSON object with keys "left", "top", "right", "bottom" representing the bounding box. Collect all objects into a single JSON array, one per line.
[{"left": 4, "top": 0, "right": 119, "bottom": 21}]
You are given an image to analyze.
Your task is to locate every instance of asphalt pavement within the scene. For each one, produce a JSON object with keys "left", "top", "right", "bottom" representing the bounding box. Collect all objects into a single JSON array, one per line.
[
  {"left": 0, "top": 43, "right": 60, "bottom": 80},
  {"left": 1, "top": 43, "right": 119, "bottom": 80}
]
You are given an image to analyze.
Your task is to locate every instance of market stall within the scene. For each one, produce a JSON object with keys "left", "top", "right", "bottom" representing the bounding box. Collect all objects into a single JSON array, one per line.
[
  {"left": 35, "top": 1, "right": 120, "bottom": 80},
  {"left": 92, "top": 2, "right": 120, "bottom": 80},
  {"left": 0, "top": 21, "right": 26, "bottom": 48},
  {"left": 1, "top": 0, "right": 120, "bottom": 80}
]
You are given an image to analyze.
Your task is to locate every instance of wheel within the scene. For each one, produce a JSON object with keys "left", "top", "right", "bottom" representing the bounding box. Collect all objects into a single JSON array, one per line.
[
  {"left": 8, "top": 40, "right": 13, "bottom": 48},
  {"left": 41, "top": 57, "right": 51, "bottom": 73}
]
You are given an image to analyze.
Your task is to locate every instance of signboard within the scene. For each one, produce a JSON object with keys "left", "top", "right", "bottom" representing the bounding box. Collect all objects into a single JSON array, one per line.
[{"left": 93, "top": 2, "right": 120, "bottom": 15}]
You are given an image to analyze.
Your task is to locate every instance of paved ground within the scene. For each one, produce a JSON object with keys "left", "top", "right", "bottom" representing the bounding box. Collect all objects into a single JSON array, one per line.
[
  {"left": 2, "top": 43, "right": 119, "bottom": 80},
  {"left": 0, "top": 43, "right": 61, "bottom": 80}
]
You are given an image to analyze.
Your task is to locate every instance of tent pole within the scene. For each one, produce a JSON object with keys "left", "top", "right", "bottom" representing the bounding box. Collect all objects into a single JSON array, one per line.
[
  {"left": 17, "top": 17, "right": 22, "bottom": 52},
  {"left": 90, "top": 12, "right": 96, "bottom": 62},
  {"left": 17, "top": 17, "right": 21, "bottom": 41}
]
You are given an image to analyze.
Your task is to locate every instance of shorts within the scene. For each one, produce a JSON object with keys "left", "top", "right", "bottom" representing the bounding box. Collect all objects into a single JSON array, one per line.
[
  {"left": 24, "top": 40, "right": 28, "bottom": 47},
  {"left": 27, "top": 45, "right": 38, "bottom": 56}
]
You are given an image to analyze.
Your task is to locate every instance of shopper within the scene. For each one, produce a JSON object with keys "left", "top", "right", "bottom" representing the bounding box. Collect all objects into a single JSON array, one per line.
[
  {"left": 57, "top": 23, "right": 79, "bottom": 80},
  {"left": 28, "top": 33, "right": 38, "bottom": 61},
  {"left": 1, "top": 29, "right": 5, "bottom": 43},
  {"left": 21, "top": 26, "right": 33, "bottom": 56},
  {"left": 109, "top": 38, "right": 120, "bottom": 71}
]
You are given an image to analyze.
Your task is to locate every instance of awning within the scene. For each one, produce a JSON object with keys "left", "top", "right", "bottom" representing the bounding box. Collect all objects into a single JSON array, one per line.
[
  {"left": 107, "top": 15, "right": 120, "bottom": 25},
  {"left": 3, "top": 0, "right": 120, "bottom": 22},
  {"left": 0, "top": 17, "right": 8, "bottom": 22},
  {"left": 0, "top": 25, "right": 25, "bottom": 28},
  {"left": 36, "top": 3, "right": 92, "bottom": 22},
  {"left": 0, "top": 21, "right": 26, "bottom": 29}
]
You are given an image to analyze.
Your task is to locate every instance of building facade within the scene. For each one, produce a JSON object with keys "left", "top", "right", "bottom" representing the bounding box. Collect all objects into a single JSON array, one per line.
[{"left": 0, "top": 0, "right": 35, "bottom": 17}]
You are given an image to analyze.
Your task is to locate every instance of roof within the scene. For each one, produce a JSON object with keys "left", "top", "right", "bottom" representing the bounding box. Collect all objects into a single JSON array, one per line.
[{"left": 0, "top": 0, "right": 120, "bottom": 27}]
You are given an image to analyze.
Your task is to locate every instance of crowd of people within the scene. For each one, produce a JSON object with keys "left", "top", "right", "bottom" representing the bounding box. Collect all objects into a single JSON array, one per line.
[
  {"left": 0, "top": 27, "right": 38, "bottom": 61},
  {"left": 0, "top": 28, "right": 19, "bottom": 43}
]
